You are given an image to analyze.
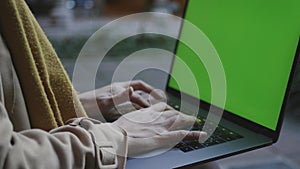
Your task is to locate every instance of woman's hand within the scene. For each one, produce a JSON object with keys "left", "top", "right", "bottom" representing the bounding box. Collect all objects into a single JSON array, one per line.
[
  {"left": 79, "top": 80, "right": 165, "bottom": 122},
  {"left": 113, "top": 103, "right": 207, "bottom": 157}
]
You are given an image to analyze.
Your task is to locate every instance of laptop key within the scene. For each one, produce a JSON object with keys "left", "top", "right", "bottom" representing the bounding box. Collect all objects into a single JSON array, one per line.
[
  {"left": 189, "top": 141, "right": 205, "bottom": 150},
  {"left": 175, "top": 142, "right": 186, "bottom": 149},
  {"left": 179, "top": 146, "right": 194, "bottom": 152},
  {"left": 169, "top": 101, "right": 243, "bottom": 153},
  {"left": 212, "top": 136, "right": 226, "bottom": 144}
]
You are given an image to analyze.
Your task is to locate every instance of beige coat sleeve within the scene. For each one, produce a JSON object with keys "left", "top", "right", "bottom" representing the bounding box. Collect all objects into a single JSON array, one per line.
[{"left": 0, "top": 101, "right": 128, "bottom": 169}]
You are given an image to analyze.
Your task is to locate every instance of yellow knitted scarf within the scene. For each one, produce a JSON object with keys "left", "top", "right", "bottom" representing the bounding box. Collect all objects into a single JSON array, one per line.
[{"left": 0, "top": 0, "right": 87, "bottom": 131}]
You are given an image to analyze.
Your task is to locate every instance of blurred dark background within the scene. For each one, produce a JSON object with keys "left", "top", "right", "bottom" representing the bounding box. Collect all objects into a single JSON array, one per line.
[{"left": 26, "top": 0, "right": 300, "bottom": 169}]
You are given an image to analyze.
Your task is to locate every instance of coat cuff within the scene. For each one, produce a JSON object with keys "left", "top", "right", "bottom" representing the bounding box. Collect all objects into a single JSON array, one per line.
[{"left": 67, "top": 118, "right": 128, "bottom": 169}]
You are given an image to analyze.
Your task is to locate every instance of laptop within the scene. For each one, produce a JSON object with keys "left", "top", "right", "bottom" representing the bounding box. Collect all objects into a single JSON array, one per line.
[{"left": 126, "top": 0, "right": 300, "bottom": 168}]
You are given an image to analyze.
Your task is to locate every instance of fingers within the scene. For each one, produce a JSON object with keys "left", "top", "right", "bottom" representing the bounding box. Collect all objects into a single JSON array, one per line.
[
  {"left": 170, "top": 113, "right": 198, "bottom": 131},
  {"left": 131, "top": 90, "right": 167, "bottom": 108},
  {"left": 184, "top": 131, "right": 207, "bottom": 140},
  {"left": 130, "top": 80, "right": 154, "bottom": 93},
  {"left": 161, "top": 109, "right": 197, "bottom": 131},
  {"left": 130, "top": 80, "right": 165, "bottom": 99},
  {"left": 116, "top": 80, "right": 167, "bottom": 108},
  {"left": 109, "top": 87, "right": 132, "bottom": 105},
  {"left": 130, "top": 92, "right": 150, "bottom": 108},
  {"left": 148, "top": 102, "right": 170, "bottom": 112},
  {"left": 127, "top": 130, "right": 207, "bottom": 157},
  {"left": 110, "top": 87, "right": 152, "bottom": 111}
]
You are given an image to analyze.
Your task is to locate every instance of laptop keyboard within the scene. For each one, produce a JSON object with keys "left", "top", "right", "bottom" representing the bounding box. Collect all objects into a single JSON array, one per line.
[{"left": 169, "top": 102, "right": 244, "bottom": 153}]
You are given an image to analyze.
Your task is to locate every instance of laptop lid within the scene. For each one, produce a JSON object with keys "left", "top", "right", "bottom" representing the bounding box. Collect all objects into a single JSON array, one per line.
[{"left": 167, "top": 0, "right": 300, "bottom": 141}]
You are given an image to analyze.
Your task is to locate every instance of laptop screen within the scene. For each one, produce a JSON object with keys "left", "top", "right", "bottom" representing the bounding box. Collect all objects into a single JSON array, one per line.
[{"left": 168, "top": 0, "right": 300, "bottom": 130}]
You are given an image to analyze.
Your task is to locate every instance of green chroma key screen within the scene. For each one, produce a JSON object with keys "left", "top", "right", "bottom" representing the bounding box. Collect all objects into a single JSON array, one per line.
[{"left": 169, "top": 0, "right": 300, "bottom": 130}]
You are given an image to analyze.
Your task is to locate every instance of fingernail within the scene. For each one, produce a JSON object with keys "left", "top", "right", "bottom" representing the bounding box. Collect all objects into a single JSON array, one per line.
[
  {"left": 129, "top": 86, "right": 134, "bottom": 94},
  {"left": 144, "top": 102, "right": 150, "bottom": 107},
  {"left": 200, "top": 131, "right": 207, "bottom": 137},
  {"left": 158, "top": 91, "right": 166, "bottom": 98},
  {"left": 164, "top": 106, "right": 173, "bottom": 111},
  {"left": 152, "top": 89, "right": 165, "bottom": 99}
]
